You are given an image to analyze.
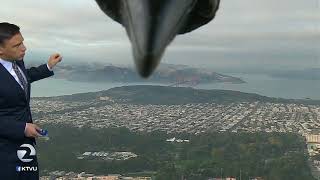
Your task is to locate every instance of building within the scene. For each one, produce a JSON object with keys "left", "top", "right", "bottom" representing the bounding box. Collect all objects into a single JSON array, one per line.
[{"left": 306, "top": 134, "right": 320, "bottom": 143}]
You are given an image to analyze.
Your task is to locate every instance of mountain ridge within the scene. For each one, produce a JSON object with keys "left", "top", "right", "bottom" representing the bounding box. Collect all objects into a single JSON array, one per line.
[
  {"left": 33, "top": 85, "right": 320, "bottom": 105},
  {"left": 49, "top": 63, "right": 245, "bottom": 84}
]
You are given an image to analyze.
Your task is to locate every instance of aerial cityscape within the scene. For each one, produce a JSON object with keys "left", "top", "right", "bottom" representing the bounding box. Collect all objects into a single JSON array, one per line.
[{"left": 30, "top": 86, "right": 320, "bottom": 180}]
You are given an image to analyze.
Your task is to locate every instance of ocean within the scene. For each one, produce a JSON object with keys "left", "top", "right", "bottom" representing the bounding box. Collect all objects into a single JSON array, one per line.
[{"left": 30, "top": 73, "right": 320, "bottom": 100}]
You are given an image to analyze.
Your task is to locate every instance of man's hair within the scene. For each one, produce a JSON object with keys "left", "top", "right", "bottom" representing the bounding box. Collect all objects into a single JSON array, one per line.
[{"left": 0, "top": 22, "right": 20, "bottom": 46}]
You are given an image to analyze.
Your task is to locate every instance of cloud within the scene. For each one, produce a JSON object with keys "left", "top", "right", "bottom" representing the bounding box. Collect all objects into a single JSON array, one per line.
[{"left": 0, "top": 0, "right": 319, "bottom": 70}]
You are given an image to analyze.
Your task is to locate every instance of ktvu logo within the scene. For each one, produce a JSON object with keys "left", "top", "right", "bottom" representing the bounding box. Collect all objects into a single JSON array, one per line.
[{"left": 16, "top": 144, "right": 38, "bottom": 172}]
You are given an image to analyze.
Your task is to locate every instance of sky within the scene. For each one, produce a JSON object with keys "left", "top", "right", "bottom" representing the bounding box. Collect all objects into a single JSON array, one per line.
[{"left": 1, "top": 0, "right": 319, "bottom": 72}]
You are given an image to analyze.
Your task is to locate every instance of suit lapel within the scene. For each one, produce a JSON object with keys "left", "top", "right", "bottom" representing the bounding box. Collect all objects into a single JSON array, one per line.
[{"left": 0, "top": 63, "right": 28, "bottom": 102}]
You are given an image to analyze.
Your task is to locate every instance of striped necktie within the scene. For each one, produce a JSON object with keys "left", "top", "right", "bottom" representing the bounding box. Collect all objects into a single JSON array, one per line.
[{"left": 12, "top": 61, "right": 28, "bottom": 97}]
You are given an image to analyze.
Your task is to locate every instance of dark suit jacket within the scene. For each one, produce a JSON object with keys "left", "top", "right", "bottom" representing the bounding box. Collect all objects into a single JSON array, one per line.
[{"left": 0, "top": 60, "right": 54, "bottom": 179}]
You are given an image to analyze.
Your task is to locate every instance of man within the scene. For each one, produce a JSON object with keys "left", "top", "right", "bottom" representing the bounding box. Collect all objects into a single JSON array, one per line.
[{"left": 0, "top": 22, "right": 62, "bottom": 179}]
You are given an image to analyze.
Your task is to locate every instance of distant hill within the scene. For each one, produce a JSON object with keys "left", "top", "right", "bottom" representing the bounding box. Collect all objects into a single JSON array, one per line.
[
  {"left": 34, "top": 85, "right": 320, "bottom": 105},
  {"left": 51, "top": 63, "right": 245, "bottom": 84}
]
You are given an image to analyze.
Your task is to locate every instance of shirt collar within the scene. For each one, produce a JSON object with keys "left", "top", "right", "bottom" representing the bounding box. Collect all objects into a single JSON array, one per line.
[{"left": 0, "top": 57, "right": 13, "bottom": 70}]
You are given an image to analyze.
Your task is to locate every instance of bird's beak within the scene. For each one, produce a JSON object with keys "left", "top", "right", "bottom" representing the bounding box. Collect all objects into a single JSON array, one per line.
[{"left": 121, "top": 0, "right": 196, "bottom": 77}]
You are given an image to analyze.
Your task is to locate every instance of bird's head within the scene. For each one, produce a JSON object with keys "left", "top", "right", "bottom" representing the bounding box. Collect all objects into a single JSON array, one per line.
[{"left": 95, "top": 0, "right": 220, "bottom": 77}]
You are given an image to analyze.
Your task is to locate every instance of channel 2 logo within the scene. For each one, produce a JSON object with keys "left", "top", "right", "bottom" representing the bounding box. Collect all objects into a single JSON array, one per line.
[
  {"left": 17, "top": 144, "right": 36, "bottom": 162},
  {"left": 16, "top": 144, "right": 38, "bottom": 172}
]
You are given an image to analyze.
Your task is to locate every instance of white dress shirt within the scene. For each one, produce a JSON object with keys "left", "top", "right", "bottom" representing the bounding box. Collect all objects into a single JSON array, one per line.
[{"left": 0, "top": 58, "right": 28, "bottom": 89}]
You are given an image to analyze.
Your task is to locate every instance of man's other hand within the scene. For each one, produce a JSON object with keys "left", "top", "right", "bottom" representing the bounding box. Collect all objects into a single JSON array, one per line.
[
  {"left": 48, "top": 53, "right": 62, "bottom": 69},
  {"left": 24, "top": 123, "right": 42, "bottom": 138}
]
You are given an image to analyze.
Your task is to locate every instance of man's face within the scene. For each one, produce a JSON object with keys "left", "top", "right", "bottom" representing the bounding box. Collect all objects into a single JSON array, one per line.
[{"left": 0, "top": 33, "right": 27, "bottom": 61}]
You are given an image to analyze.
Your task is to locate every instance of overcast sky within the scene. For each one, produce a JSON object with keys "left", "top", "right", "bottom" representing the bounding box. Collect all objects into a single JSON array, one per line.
[{"left": 1, "top": 0, "right": 319, "bottom": 71}]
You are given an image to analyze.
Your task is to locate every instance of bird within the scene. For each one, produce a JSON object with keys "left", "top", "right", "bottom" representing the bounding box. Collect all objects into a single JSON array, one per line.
[{"left": 95, "top": 0, "right": 220, "bottom": 77}]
